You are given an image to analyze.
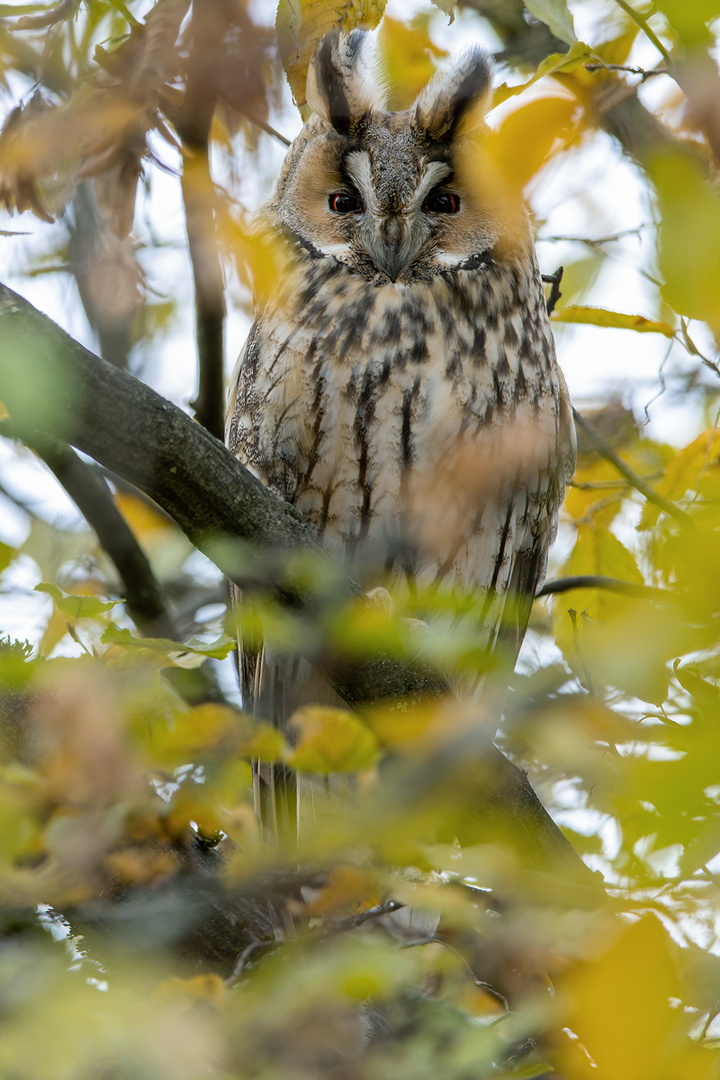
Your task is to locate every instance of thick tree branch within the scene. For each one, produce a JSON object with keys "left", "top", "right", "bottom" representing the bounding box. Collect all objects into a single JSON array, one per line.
[{"left": 0, "top": 283, "right": 602, "bottom": 892}]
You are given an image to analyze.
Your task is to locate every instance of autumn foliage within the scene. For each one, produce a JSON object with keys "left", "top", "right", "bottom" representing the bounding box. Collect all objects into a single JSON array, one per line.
[{"left": 1, "top": 1, "right": 720, "bottom": 1077}]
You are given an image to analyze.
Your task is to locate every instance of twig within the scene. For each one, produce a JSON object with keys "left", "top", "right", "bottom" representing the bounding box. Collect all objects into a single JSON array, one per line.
[
  {"left": 334, "top": 900, "right": 404, "bottom": 931},
  {"left": 699, "top": 1005, "right": 720, "bottom": 1043},
  {"left": 542, "top": 224, "right": 654, "bottom": 246},
  {"left": 174, "top": 5, "right": 226, "bottom": 441},
  {"left": 571, "top": 477, "right": 660, "bottom": 490},
  {"left": 679, "top": 319, "right": 720, "bottom": 380},
  {"left": 584, "top": 62, "right": 667, "bottom": 82},
  {"left": 536, "top": 575, "right": 665, "bottom": 599},
  {"left": 226, "top": 939, "right": 276, "bottom": 985},
  {"left": 67, "top": 183, "right": 137, "bottom": 373},
  {"left": 572, "top": 408, "right": 693, "bottom": 527},
  {"left": 0, "top": 418, "right": 176, "bottom": 639},
  {"left": 14, "top": 0, "right": 80, "bottom": 31},
  {"left": 612, "top": 0, "right": 671, "bottom": 65},
  {"left": 241, "top": 108, "right": 292, "bottom": 147},
  {"left": 542, "top": 267, "right": 563, "bottom": 316}
]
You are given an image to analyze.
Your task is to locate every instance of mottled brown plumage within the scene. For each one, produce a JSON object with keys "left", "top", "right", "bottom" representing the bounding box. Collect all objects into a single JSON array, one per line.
[{"left": 227, "top": 31, "right": 575, "bottom": 817}]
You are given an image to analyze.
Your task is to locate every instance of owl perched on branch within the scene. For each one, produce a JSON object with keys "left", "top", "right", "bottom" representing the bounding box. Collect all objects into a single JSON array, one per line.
[{"left": 227, "top": 30, "right": 575, "bottom": 830}]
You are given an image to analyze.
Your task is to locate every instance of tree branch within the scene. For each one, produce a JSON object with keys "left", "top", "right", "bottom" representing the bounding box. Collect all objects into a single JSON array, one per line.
[
  {"left": 572, "top": 408, "right": 693, "bottom": 527},
  {"left": 611, "top": 0, "right": 671, "bottom": 65},
  {"left": 174, "top": 3, "right": 227, "bottom": 441},
  {"left": 0, "top": 417, "right": 175, "bottom": 639},
  {"left": 537, "top": 574, "right": 666, "bottom": 599},
  {"left": 0, "top": 282, "right": 602, "bottom": 892}
]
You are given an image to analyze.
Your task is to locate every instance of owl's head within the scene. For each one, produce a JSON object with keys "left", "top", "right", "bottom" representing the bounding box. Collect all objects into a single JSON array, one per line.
[{"left": 272, "top": 30, "right": 524, "bottom": 286}]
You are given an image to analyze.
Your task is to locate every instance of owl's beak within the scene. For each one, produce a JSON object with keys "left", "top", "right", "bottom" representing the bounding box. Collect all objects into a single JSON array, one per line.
[
  {"left": 370, "top": 215, "right": 418, "bottom": 283},
  {"left": 376, "top": 240, "right": 405, "bottom": 282}
]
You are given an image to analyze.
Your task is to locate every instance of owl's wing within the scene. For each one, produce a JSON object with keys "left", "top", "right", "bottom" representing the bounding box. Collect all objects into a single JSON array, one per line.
[
  {"left": 490, "top": 376, "right": 576, "bottom": 668},
  {"left": 227, "top": 325, "right": 348, "bottom": 839}
]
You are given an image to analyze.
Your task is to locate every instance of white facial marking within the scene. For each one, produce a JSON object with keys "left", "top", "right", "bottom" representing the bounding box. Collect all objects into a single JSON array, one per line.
[
  {"left": 321, "top": 242, "right": 353, "bottom": 258},
  {"left": 344, "top": 151, "right": 380, "bottom": 214},
  {"left": 408, "top": 161, "right": 453, "bottom": 211},
  {"left": 433, "top": 251, "right": 465, "bottom": 267}
]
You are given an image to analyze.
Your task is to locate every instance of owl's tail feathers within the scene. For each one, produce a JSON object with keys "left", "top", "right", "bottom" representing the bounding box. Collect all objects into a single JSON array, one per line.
[{"left": 240, "top": 625, "right": 351, "bottom": 847}]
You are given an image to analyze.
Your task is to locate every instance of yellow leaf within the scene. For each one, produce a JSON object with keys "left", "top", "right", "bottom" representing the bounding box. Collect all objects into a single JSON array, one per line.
[
  {"left": 114, "top": 491, "right": 173, "bottom": 538},
  {"left": 145, "top": 702, "right": 244, "bottom": 766},
  {"left": 164, "top": 788, "right": 221, "bottom": 840},
  {"left": 566, "top": 457, "right": 628, "bottom": 528},
  {"left": 203, "top": 758, "right": 253, "bottom": 809},
  {"left": 552, "top": 304, "right": 675, "bottom": 336},
  {"left": 288, "top": 706, "right": 379, "bottom": 773},
  {"left": 304, "top": 864, "right": 382, "bottom": 915},
  {"left": 551, "top": 526, "right": 671, "bottom": 702},
  {"left": 364, "top": 697, "right": 476, "bottom": 753},
  {"left": 485, "top": 93, "right": 580, "bottom": 193},
  {"left": 104, "top": 847, "right": 177, "bottom": 885},
  {"left": 553, "top": 524, "right": 644, "bottom": 634},
  {"left": 559, "top": 916, "right": 686, "bottom": 1080},
  {"left": 657, "top": 512, "right": 720, "bottom": 630},
  {"left": 158, "top": 973, "right": 226, "bottom": 1007},
  {"left": 656, "top": 428, "right": 720, "bottom": 501},
  {"left": 242, "top": 723, "right": 285, "bottom": 762},
  {"left": 640, "top": 429, "right": 720, "bottom": 530},
  {"left": 379, "top": 16, "right": 447, "bottom": 110}
]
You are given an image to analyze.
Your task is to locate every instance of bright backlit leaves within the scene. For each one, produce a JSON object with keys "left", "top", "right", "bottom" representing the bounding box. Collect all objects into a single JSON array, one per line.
[
  {"left": 559, "top": 917, "right": 708, "bottom": 1080},
  {"left": 524, "top": 0, "right": 578, "bottom": 46},
  {"left": 652, "top": 151, "right": 720, "bottom": 335},
  {"left": 552, "top": 304, "right": 675, "bottom": 337}
]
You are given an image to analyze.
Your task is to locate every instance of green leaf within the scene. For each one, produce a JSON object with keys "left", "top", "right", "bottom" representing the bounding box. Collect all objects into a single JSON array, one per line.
[
  {"left": 34, "top": 583, "right": 120, "bottom": 619},
  {"left": 493, "top": 41, "right": 591, "bottom": 106},
  {"left": 654, "top": 0, "right": 720, "bottom": 46},
  {"left": 523, "top": 0, "right": 577, "bottom": 45},
  {"left": 551, "top": 526, "right": 670, "bottom": 704},
  {"left": 430, "top": 0, "right": 455, "bottom": 19},
  {"left": 552, "top": 305, "right": 675, "bottom": 336},
  {"left": 650, "top": 151, "right": 720, "bottom": 333},
  {"left": 0, "top": 542, "right": 15, "bottom": 575},
  {"left": 101, "top": 625, "right": 235, "bottom": 661}
]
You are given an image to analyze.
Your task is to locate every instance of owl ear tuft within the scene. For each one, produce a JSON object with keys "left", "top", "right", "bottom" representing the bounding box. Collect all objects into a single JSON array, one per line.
[
  {"left": 306, "top": 30, "right": 385, "bottom": 130},
  {"left": 413, "top": 47, "right": 493, "bottom": 139}
]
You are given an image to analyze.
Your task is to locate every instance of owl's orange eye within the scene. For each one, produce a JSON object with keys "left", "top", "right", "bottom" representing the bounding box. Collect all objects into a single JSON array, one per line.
[
  {"left": 423, "top": 192, "right": 460, "bottom": 214},
  {"left": 329, "top": 191, "right": 363, "bottom": 213}
]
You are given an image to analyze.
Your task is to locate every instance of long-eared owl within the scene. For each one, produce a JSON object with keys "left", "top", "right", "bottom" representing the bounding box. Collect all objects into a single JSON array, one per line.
[{"left": 227, "top": 30, "right": 575, "bottom": 735}]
